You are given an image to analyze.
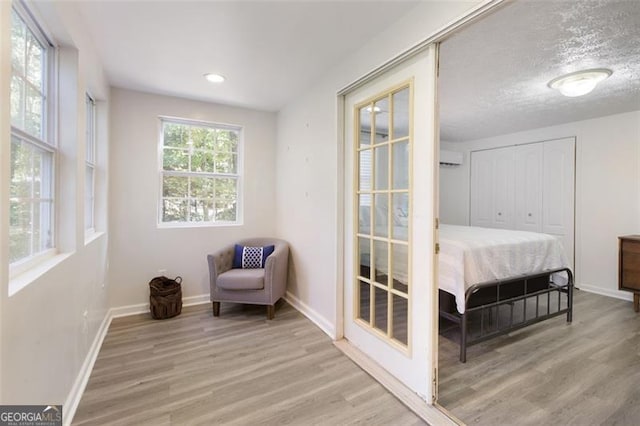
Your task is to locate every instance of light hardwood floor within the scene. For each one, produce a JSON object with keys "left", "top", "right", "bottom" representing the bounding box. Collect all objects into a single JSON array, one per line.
[
  {"left": 72, "top": 301, "right": 426, "bottom": 425},
  {"left": 438, "top": 289, "right": 640, "bottom": 425}
]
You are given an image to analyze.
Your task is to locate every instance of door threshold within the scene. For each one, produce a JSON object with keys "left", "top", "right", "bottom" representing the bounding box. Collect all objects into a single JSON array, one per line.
[{"left": 334, "top": 339, "right": 462, "bottom": 426}]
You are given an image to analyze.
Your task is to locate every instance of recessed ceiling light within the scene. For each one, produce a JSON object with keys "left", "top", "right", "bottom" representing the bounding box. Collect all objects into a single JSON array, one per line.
[
  {"left": 547, "top": 68, "right": 612, "bottom": 97},
  {"left": 204, "top": 73, "right": 225, "bottom": 83},
  {"left": 365, "top": 106, "right": 382, "bottom": 113}
]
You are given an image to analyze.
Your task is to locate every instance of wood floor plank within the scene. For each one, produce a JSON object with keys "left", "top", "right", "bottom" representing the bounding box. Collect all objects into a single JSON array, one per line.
[
  {"left": 73, "top": 302, "right": 425, "bottom": 425},
  {"left": 439, "top": 290, "right": 640, "bottom": 425}
]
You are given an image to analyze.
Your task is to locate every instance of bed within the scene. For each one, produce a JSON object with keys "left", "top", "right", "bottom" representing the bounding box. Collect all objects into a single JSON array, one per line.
[{"left": 438, "top": 224, "right": 573, "bottom": 362}]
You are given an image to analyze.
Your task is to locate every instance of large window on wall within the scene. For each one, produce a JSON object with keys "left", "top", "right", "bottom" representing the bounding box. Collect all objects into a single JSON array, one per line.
[
  {"left": 159, "top": 118, "right": 242, "bottom": 225},
  {"left": 85, "top": 94, "right": 96, "bottom": 233},
  {"left": 9, "top": 4, "right": 55, "bottom": 267}
]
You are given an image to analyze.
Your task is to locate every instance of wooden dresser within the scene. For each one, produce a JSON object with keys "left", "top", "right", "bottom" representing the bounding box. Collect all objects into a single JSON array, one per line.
[{"left": 619, "top": 235, "right": 640, "bottom": 312}]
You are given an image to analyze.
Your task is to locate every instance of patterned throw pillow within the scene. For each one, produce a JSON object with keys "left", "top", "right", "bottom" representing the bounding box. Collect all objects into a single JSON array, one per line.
[{"left": 232, "top": 245, "right": 275, "bottom": 269}]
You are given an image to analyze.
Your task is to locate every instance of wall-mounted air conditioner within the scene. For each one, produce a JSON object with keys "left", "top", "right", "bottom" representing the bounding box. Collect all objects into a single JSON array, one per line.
[{"left": 440, "top": 149, "right": 463, "bottom": 166}]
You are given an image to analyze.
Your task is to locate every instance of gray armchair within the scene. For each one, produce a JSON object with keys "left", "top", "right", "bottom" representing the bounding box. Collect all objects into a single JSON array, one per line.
[{"left": 207, "top": 238, "right": 289, "bottom": 320}]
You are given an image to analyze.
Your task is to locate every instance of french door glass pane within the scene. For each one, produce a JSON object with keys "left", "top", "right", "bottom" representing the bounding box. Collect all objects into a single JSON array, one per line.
[
  {"left": 374, "top": 96, "right": 389, "bottom": 144},
  {"left": 374, "top": 286, "right": 388, "bottom": 333},
  {"left": 392, "top": 294, "right": 408, "bottom": 345},
  {"left": 373, "top": 193, "right": 389, "bottom": 237},
  {"left": 358, "top": 194, "right": 371, "bottom": 234},
  {"left": 358, "top": 237, "right": 371, "bottom": 280},
  {"left": 359, "top": 149, "right": 372, "bottom": 191},
  {"left": 374, "top": 145, "right": 388, "bottom": 190},
  {"left": 391, "top": 243, "right": 409, "bottom": 293},
  {"left": 392, "top": 141, "right": 409, "bottom": 189},
  {"left": 358, "top": 281, "right": 371, "bottom": 322},
  {"left": 373, "top": 240, "right": 388, "bottom": 287},
  {"left": 392, "top": 88, "right": 410, "bottom": 139},
  {"left": 359, "top": 107, "right": 371, "bottom": 148}
]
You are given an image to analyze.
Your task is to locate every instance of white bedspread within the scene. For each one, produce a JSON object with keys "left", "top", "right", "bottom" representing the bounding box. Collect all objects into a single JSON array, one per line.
[{"left": 438, "top": 225, "right": 569, "bottom": 314}]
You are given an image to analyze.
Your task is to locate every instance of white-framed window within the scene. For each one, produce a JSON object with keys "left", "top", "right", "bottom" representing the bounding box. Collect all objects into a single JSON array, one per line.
[
  {"left": 9, "top": 3, "right": 56, "bottom": 267},
  {"left": 158, "top": 118, "right": 242, "bottom": 226},
  {"left": 85, "top": 94, "right": 96, "bottom": 233}
]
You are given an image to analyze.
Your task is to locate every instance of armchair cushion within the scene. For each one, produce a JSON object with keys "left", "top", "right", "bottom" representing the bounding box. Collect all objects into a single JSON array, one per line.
[
  {"left": 217, "top": 268, "right": 265, "bottom": 290},
  {"left": 232, "top": 244, "right": 275, "bottom": 269}
]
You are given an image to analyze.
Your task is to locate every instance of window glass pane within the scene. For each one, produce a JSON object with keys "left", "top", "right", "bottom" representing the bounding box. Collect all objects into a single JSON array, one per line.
[
  {"left": 392, "top": 88, "right": 410, "bottom": 139},
  {"left": 215, "top": 199, "right": 236, "bottom": 222},
  {"left": 25, "top": 84, "right": 43, "bottom": 137},
  {"left": 10, "top": 75, "right": 24, "bottom": 129},
  {"left": 163, "top": 148, "right": 189, "bottom": 171},
  {"left": 9, "top": 200, "right": 31, "bottom": 263},
  {"left": 162, "top": 175, "right": 188, "bottom": 198},
  {"left": 214, "top": 152, "right": 237, "bottom": 174},
  {"left": 163, "top": 123, "right": 189, "bottom": 148},
  {"left": 392, "top": 141, "right": 409, "bottom": 189},
  {"left": 85, "top": 166, "right": 94, "bottom": 230},
  {"left": 374, "top": 145, "right": 388, "bottom": 190},
  {"left": 373, "top": 240, "right": 388, "bottom": 287},
  {"left": 190, "top": 199, "right": 214, "bottom": 222},
  {"left": 10, "top": 138, "right": 32, "bottom": 198},
  {"left": 374, "top": 193, "right": 389, "bottom": 237},
  {"left": 25, "top": 30, "right": 43, "bottom": 90},
  {"left": 374, "top": 96, "right": 389, "bottom": 144},
  {"left": 190, "top": 150, "right": 214, "bottom": 173},
  {"left": 162, "top": 199, "right": 188, "bottom": 222},
  {"left": 215, "top": 129, "right": 238, "bottom": 152},
  {"left": 215, "top": 177, "right": 237, "bottom": 200},
  {"left": 190, "top": 176, "right": 214, "bottom": 199},
  {"left": 191, "top": 126, "right": 214, "bottom": 149},
  {"left": 11, "top": 10, "right": 25, "bottom": 75}
]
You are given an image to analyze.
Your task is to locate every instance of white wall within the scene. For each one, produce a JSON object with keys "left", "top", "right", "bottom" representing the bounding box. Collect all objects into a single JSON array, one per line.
[
  {"left": 276, "top": 0, "right": 482, "bottom": 336},
  {"left": 108, "top": 88, "right": 277, "bottom": 308},
  {"left": 439, "top": 142, "right": 469, "bottom": 225},
  {"left": 0, "top": 0, "right": 110, "bottom": 407},
  {"left": 439, "top": 110, "right": 640, "bottom": 300}
]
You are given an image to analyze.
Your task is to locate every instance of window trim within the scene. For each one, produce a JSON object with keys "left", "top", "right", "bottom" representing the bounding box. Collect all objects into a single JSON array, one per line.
[
  {"left": 156, "top": 116, "right": 244, "bottom": 228},
  {"left": 9, "top": 1, "right": 58, "bottom": 274}
]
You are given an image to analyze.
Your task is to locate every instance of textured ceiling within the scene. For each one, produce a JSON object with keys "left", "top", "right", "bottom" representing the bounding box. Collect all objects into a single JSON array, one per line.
[
  {"left": 75, "top": 0, "right": 421, "bottom": 112},
  {"left": 439, "top": 0, "right": 640, "bottom": 142}
]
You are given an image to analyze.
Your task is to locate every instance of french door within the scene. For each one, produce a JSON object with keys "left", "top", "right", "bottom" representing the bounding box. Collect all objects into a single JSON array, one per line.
[{"left": 343, "top": 45, "right": 439, "bottom": 400}]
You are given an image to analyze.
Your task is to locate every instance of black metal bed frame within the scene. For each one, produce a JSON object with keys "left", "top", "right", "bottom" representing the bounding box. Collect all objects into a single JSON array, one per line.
[{"left": 439, "top": 267, "right": 574, "bottom": 363}]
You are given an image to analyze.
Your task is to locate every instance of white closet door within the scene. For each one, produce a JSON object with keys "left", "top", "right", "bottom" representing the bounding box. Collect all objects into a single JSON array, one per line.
[
  {"left": 491, "top": 147, "right": 515, "bottom": 229},
  {"left": 543, "top": 138, "right": 575, "bottom": 267},
  {"left": 515, "top": 143, "right": 543, "bottom": 232},
  {"left": 470, "top": 149, "right": 494, "bottom": 227}
]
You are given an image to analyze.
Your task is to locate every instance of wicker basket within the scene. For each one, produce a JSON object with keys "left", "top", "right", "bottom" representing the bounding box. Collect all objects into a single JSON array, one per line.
[{"left": 149, "top": 276, "right": 183, "bottom": 319}]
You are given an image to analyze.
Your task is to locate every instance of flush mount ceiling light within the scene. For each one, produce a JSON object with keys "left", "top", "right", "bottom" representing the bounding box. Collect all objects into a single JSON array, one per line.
[
  {"left": 547, "top": 68, "right": 612, "bottom": 97},
  {"left": 204, "top": 73, "right": 225, "bottom": 83}
]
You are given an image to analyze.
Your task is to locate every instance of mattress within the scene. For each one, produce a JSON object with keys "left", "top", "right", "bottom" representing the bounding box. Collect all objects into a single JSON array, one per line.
[{"left": 438, "top": 224, "right": 569, "bottom": 314}]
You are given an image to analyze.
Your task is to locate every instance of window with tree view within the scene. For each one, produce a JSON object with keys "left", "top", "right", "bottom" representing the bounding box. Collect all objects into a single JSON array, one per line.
[
  {"left": 160, "top": 119, "right": 241, "bottom": 225},
  {"left": 10, "top": 5, "right": 54, "bottom": 265}
]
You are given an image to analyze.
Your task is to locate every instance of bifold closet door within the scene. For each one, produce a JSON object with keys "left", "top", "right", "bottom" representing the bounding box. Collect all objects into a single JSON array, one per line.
[{"left": 515, "top": 143, "right": 543, "bottom": 232}]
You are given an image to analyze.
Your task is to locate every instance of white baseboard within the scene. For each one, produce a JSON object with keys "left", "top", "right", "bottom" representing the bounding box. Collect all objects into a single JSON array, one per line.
[
  {"left": 109, "top": 294, "right": 210, "bottom": 318},
  {"left": 63, "top": 294, "right": 210, "bottom": 425},
  {"left": 63, "top": 311, "right": 113, "bottom": 426},
  {"left": 577, "top": 283, "right": 633, "bottom": 302},
  {"left": 284, "top": 291, "right": 336, "bottom": 339}
]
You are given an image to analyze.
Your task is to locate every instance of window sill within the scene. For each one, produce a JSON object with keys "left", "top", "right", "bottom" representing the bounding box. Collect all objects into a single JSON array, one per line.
[
  {"left": 9, "top": 252, "right": 73, "bottom": 297},
  {"left": 85, "top": 230, "right": 105, "bottom": 246}
]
